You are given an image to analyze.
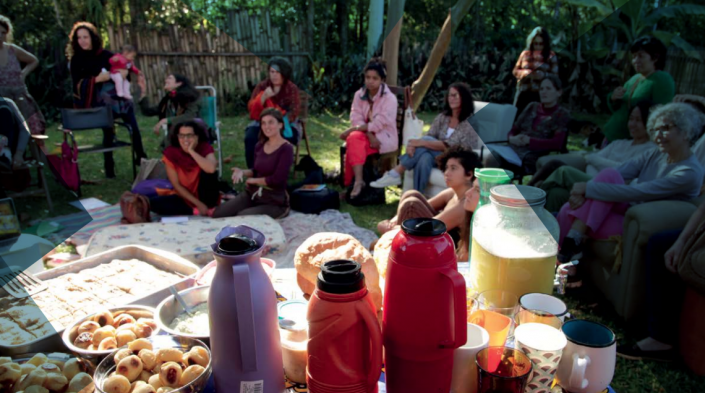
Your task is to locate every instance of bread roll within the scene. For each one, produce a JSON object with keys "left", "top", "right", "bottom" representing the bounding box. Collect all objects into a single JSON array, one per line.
[
  {"left": 43, "top": 372, "right": 68, "bottom": 391},
  {"left": 93, "top": 309, "right": 115, "bottom": 327},
  {"left": 62, "top": 358, "right": 82, "bottom": 381},
  {"left": 128, "top": 338, "right": 153, "bottom": 352},
  {"left": 67, "top": 372, "right": 93, "bottom": 393},
  {"left": 158, "top": 362, "right": 182, "bottom": 388},
  {"left": 147, "top": 374, "right": 162, "bottom": 390},
  {"left": 0, "top": 362, "right": 21, "bottom": 384},
  {"left": 183, "top": 347, "right": 209, "bottom": 368},
  {"left": 373, "top": 227, "right": 399, "bottom": 281},
  {"left": 156, "top": 348, "right": 183, "bottom": 364},
  {"left": 116, "top": 355, "right": 143, "bottom": 382},
  {"left": 73, "top": 332, "right": 93, "bottom": 349},
  {"left": 103, "top": 374, "right": 130, "bottom": 393},
  {"left": 138, "top": 350, "right": 157, "bottom": 371},
  {"left": 116, "top": 329, "right": 137, "bottom": 347},
  {"left": 179, "top": 365, "right": 204, "bottom": 386},
  {"left": 295, "top": 233, "right": 383, "bottom": 312},
  {"left": 114, "top": 348, "right": 133, "bottom": 365},
  {"left": 78, "top": 320, "right": 100, "bottom": 335}
]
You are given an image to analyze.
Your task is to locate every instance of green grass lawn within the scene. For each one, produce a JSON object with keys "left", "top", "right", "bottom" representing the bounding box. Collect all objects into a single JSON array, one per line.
[{"left": 16, "top": 111, "right": 703, "bottom": 392}]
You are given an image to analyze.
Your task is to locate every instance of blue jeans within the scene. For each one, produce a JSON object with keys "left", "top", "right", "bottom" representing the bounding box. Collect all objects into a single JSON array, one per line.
[
  {"left": 399, "top": 136, "right": 443, "bottom": 192},
  {"left": 645, "top": 229, "right": 684, "bottom": 344}
]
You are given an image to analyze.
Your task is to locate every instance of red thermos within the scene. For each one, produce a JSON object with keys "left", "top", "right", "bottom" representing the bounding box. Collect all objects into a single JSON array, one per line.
[
  {"left": 307, "top": 260, "right": 383, "bottom": 393},
  {"left": 383, "top": 218, "right": 467, "bottom": 393}
]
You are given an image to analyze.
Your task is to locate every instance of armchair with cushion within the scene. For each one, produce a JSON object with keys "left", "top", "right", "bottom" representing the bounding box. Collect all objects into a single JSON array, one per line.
[{"left": 582, "top": 195, "right": 705, "bottom": 322}]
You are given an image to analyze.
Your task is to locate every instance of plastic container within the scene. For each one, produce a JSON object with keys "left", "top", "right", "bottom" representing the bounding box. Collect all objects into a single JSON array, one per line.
[{"left": 278, "top": 300, "right": 309, "bottom": 384}]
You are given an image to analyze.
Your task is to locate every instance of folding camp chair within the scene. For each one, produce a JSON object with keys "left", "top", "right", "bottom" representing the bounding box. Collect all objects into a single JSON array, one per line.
[
  {"left": 293, "top": 90, "right": 313, "bottom": 178},
  {"left": 60, "top": 106, "right": 137, "bottom": 179},
  {"left": 196, "top": 86, "right": 224, "bottom": 178}
]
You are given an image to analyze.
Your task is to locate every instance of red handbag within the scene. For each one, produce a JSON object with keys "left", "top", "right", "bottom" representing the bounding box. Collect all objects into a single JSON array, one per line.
[{"left": 47, "top": 132, "right": 81, "bottom": 193}]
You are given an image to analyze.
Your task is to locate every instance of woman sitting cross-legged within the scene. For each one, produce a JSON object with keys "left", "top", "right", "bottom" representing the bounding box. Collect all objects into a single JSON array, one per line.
[
  {"left": 149, "top": 120, "right": 219, "bottom": 217},
  {"left": 340, "top": 58, "right": 399, "bottom": 199},
  {"left": 484, "top": 75, "right": 571, "bottom": 174},
  {"left": 377, "top": 146, "right": 482, "bottom": 258},
  {"left": 530, "top": 100, "right": 658, "bottom": 212},
  {"left": 557, "top": 103, "right": 704, "bottom": 266},
  {"left": 212, "top": 108, "right": 293, "bottom": 218},
  {"left": 371, "top": 82, "right": 481, "bottom": 193}
]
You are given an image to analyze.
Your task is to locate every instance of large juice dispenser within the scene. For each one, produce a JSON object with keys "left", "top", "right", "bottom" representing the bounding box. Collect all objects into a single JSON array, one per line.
[{"left": 469, "top": 184, "right": 559, "bottom": 297}]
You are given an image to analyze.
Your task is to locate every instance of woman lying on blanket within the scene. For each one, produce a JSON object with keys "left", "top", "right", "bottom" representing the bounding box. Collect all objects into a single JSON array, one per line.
[
  {"left": 149, "top": 120, "right": 219, "bottom": 217},
  {"left": 484, "top": 75, "right": 570, "bottom": 174},
  {"left": 377, "top": 146, "right": 482, "bottom": 260},
  {"left": 212, "top": 108, "right": 293, "bottom": 219},
  {"left": 556, "top": 103, "right": 704, "bottom": 271}
]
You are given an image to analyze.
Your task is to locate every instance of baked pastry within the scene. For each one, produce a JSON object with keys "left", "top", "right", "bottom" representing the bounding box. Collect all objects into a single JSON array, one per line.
[
  {"left": 179, "top": 365, "right": 204, "bottom": 386},
  {"left": 20, "top": 363, "right": 36, "bottom": 375},
  {"left": 103, "top": 374, "right": 131, "bottom": 393},
  {"left": 134, "top": 321, "right": 153, "bottom": 339},
  {"left": 184, "top": 346, "right": 209, "bottom": 368},
  {"left": 26, "top": 354, "right": 47, "bottom": 367},
  {"left": 92, "top": 325, "right": 117, "bottom": 346},
  {"left": 73, "top": 332, "right": 93, "bottom": 349},
  {"left": 128, "top": 338, "right": 153, "bottom": 352},
  {"left": 137, "top": 318, "right": 158, "bottom": 331},
  {"left": 43, "top": 371, "right": 68, "bottom": 391},
  {"left": 138, "top": 350, "right": 157, "bottom": 371},
  {"left": 113, "top": 313, "right": 136, "bottom": 327},
  {"left": 114, "top": 348, "right": 134, "bottom": 365},
  {"left": 67, "top": 372, "right": 93, "bottom": 392},
  {"left": 148, "top": 374, "right": 162, "bottom": 390},
  {"left": 93, "top": 309, "right": 115, "bottom": 327},
  {"left": 116, "top": 330, "right": 137, "bottom": 347},
  {"left": 24, "top": 385, "right": 49, "bottom": 393},
  {"left": 158, "top": 362, "right": 182, "bottom": 388},
  {"left": 14, "top": 368, "right": 47, "bottom": 391},
  {"left": 138, "top": 370, "right": 152, "bottom": 383},
  {"left": 133, "top": 383, "right": 157, "bottom": 393},
  {"left": 62, "top": 358, "right": 82, "bottom": 381},
  {"left": 156, "top": 348, "right": 183, "bottom": 364},
  {"left": 38, "top": 363, "right": 60, "bottom": 374},
  {"left": 116, "top": 355, "right": 143, "bottom": 382},
  {"left": 295, "top": 233, "right": 383, "bottom": 316},
  {"left": 99, "top": 336, "right": 118, "bottom": 351},
  {"left": 0, "top": 362, "right": 21, "bottom": 384},
  {"left": 78, "top": 320, "right": 100, "bottom": 335}
]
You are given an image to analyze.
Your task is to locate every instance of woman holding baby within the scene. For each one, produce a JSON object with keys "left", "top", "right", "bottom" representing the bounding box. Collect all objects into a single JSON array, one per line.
[{"left": 66, "top": 21, "right": 147, "bottom": 178}]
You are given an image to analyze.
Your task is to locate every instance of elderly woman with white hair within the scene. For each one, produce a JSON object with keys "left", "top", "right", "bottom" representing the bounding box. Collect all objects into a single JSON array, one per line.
[{"left": 556, "top": 102, "right": 704, "bottom": 264}]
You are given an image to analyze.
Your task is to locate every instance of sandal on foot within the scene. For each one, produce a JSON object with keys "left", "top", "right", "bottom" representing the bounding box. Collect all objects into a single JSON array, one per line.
[{"left": 350, "top": 181, "right": 365, "bottom": 199}]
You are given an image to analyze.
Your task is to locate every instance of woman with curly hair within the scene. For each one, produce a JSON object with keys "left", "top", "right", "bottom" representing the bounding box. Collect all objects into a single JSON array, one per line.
[
  {"left": 66, "top": 21, "right": 146, "bottom": 177},
  {"left": 0, "top": 15, "right": 46, "bottom": 153},
  {"left": 340, "top": 58, "right": 399, "bottom": 199}
]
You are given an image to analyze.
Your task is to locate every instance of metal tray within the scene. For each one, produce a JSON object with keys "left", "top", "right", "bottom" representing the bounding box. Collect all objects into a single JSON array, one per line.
[{"left": 0, "top": 245, "right": 199, "bottom": 356}]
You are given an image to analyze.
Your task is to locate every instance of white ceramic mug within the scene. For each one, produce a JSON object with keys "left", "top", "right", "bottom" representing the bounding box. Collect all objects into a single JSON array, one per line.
[
  {"left": 556, "top": 320, "right": 616, "bottom": 393},
  {"left": 450, "top": 323, "right": 489, "bottom": 393},
  {"left": 514, "top": 323, "right": 567, "bottom": 393},
  {"left": 519, "top": 293, "right": 568, "bottom": 321}
]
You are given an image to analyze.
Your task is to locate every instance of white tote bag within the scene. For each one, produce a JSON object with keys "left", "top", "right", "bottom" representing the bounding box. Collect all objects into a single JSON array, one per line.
[{"left": 402, "top": 87, "right": 423, "bottom": 147}]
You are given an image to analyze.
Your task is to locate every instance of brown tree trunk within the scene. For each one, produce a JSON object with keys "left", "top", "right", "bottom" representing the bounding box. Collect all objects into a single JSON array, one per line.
[
  {"left": 338, "top": 0, "right": 348, "bottom": 54},
  {"left": 382, "top": 0, "right": 406, "bottom": 87},
  {"left": 308, "top": 0, "right": 315, "bottom": 54},
  {"left": 411, "top": 0, "right": 476, "bottom": 110}
]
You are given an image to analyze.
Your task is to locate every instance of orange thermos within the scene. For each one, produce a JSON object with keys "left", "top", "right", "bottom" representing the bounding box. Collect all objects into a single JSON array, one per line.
[{"left": 306, "top": 260, "right": 383, "bottom": 393}]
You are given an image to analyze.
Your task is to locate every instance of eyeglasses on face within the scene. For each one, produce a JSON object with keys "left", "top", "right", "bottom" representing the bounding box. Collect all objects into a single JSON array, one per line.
[{"left": 178, "top": 133, "right": 197, "bottom": 139}]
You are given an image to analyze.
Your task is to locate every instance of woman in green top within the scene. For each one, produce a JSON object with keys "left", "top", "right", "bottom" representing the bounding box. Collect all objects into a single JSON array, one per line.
[{"left": 603, "top": 36, "right": 674, "bottom": 143}]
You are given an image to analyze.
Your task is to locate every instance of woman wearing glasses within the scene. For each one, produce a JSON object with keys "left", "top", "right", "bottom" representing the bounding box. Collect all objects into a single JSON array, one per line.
[
  {"left": 149, "top": 120, "right": 219, "bottom": 216},
  {"left": 556, "top": 103, "right": 704, "bottom": 268},
  {"left": 603, "top": 36, "right": 675, "bottom": 143}
]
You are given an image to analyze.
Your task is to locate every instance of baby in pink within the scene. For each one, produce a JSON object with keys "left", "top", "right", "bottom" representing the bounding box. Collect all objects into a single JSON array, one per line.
[{"left": 109, "top": 45, "right": 141, "bottom": 100}]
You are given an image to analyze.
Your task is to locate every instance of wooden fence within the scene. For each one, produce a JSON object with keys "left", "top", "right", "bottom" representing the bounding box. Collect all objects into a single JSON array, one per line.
[
  {"left": 665, "top": 47, "right": 705, "bottom": 96},
  {"left": 106, "top": 10, "right": 309, "bottom": 108}
]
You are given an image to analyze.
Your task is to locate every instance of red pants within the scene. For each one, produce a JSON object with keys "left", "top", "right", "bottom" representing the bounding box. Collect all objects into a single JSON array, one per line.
[{"left": 344, "top": 131, "right": 379, "bottom": 186}]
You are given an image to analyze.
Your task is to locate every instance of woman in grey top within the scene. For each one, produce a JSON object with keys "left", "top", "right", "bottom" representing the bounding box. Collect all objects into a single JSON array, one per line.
[
  {"left": 370, "top": 82, "right": 481, "bottom": 193},
  {"left": 557, "top": 102, "right": 704, "bottom": 263}
]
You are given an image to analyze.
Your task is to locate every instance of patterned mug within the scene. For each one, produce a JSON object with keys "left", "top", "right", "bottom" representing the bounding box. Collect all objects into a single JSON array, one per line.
[{"left": 514, "top": 323, "right": 567, "bottom": 393}]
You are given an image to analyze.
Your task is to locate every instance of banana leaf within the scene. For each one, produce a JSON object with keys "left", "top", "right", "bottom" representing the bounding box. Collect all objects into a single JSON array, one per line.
[{"left": 643, "top": 4, "right": 705, "bottom": 27}]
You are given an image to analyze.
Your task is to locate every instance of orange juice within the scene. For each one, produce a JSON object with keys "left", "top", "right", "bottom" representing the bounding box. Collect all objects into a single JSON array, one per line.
[{"left": 469, "top": 234, "right": 556, "bottom": 297}]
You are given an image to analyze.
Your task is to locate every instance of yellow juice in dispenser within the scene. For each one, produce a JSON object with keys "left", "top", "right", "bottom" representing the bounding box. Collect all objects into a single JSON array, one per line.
[
  {"left": 469, "top": 185, "right": 559, "bottom": 298},
  {"left": 469, "top": 235, "right": 556, "bottom": 297}
]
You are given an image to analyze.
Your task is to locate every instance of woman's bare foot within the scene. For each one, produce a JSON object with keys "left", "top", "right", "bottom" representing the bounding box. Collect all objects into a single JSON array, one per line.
[
  {"left": 350, "top": 181, "right": 365, "bottom": 199},
  {"left": 377, "top": 219, "right": 392, "bottom": 234}
]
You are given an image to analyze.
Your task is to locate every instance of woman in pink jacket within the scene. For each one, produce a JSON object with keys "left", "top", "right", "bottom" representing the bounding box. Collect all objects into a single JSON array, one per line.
[{"left": 340, "top": 58, "right": 399, "bottom": 199}]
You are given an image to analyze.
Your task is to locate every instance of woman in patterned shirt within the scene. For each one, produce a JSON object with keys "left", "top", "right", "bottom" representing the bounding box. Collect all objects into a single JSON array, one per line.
[
  {"left": 513, "top": 27, "right": 559, "bottom": 115},
  {"left": 370, "top": 82, "right": 481, "bottom": 193}
]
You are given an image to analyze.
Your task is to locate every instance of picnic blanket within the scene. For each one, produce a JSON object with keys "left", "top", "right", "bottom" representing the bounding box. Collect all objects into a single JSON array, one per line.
[{"left": 84, "top": 215, "right": 287, "bottom": 265}]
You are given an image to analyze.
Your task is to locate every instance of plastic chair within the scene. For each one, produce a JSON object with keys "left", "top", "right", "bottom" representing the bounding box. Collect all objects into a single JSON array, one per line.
[{"left": 196, "top": 86, "right": 224, "bottom": 178}]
